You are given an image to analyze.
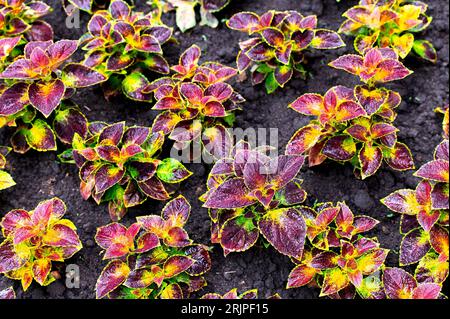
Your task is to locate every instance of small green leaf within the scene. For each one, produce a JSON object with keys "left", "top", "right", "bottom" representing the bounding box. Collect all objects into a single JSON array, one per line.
[
  {"left": 256, "top": 64, "right": 274, "bottom": 74},
  {"left": 223, "top": 113, "right": 236, "bottom": 126},
  {"left": 236, "top": 215, "right": 256, "bottom": 232},
  {"left": 412, "top": 39, "right": 437, "bottom": 63},
  {"left": 21, "top": 107, "right": 36, "bottom": 124},
  {"left": 265, "top": 72, "right": 279, "bottom": 94},
  {"left": 103, "top": 184, "right": 125, "bottom": 202}
]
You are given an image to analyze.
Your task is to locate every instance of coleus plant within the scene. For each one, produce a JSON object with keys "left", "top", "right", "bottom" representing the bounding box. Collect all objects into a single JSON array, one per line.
[
  {"left": 381, "top": 116, "right": 448, "bottom": 281},
  {"left": 0, "top": 198, "right": 83, "bottom": 291},
  {"left": 123, "top": 44, "right": 244, "bottom": 152},
  {"left": 61, "top": 121, "right": 192, "bottom": 221},
  {"left": 339, "top": 0, "right": 437, "bottom": 62},
  {"left": 79, "top": 0, "right": 173, "bottom": 99},
  {"left": 95, "top": 196, "right": 212, "bottom": 299},
  {"left": 0, "top": 145, "right": 15, "bottom": 190},
  {"left": 382, "top": 267, "right": 443, "bottom": 299},
  {"left": 150, "top": 0, "right": 230, "bottom": 32},
  {"left": 201, "top": 288, "right": 281, "bottom": 299},
  {"left": 0, "top": 286, "right": 15, "bottom": 299},
  {"left": 286, "top": 47, "right": 415, "bottom": 179},
  {"left": 1, "top": 100, "right": 91, "bottom": 154},
  {"left": 286, "top": 202, "right": 389, "bottom": 299},
  {"left": 200, "top": 140, "right": 309, "bottom": 258},
  {"left": 0, "top": 39, "right": 107, "bottom": 153},
  {"left": 0, "top": 0, "right": 53, "bottom": 41},
  {"left": 226, "top": 10, "right": 345, "bottom": 93},
  {"left": 380, "top": 107, "right": 449, "bottom": 296}
]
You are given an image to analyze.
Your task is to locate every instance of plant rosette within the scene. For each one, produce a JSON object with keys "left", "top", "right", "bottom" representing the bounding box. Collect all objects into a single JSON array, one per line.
[
  {"left": 226, "top": 10, "right": 345, "bottom": 93},
  {"left": 329, "top": 46, "right": 413, "bottom": 87},
  {"left": 95, "top": 195, "right": 211, "bottom": 299},
  {"left": 0, "top": 0, "right": 53, "bottom": 41},
  {"left": 381, "top": 127, "right": 448, "bottom": 282},
  {"left": 0, "top": 39, "right": 107, "bottom": 153},
  {"left": 123, "top": 44, "right": 244, "bottom": 154},
  {"left": 200, "top": 140, "right": 309, "bottom": 258},
  {"left": 286, "top": 201, "right": 388, "bottom": 299},
  {"left": 286, "top": 47, "right": 415, "bottom": 179},
  {"left": 0, "top": 198, "right": 83, "bottom": 291},
  {"left": 79, "top": 0, "right": 173, "bottom": 99},
  {"left": 339, "top": 0, "right": 437, "bottom": 62},
  {"left": 59, "top": 121, "right": 192, "bottom": 221},
  {"left": 149, "top": 0, "right": 231, "bottom": 32}
]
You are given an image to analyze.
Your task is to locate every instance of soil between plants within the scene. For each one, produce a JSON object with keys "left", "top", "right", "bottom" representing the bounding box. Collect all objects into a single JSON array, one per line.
[{"left": 0, "top": 0, "right": 448, "bottom": 299}]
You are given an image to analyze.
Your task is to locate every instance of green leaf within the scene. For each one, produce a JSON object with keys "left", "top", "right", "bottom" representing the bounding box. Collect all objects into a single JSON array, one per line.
[
  {"left": 107, "top": 75, "right": 123, "bottom": 92},
  {"left": 156, "top": 158, "right": 192, "bottom": 183},
  {"left": 21, "top": 107, "right": 36, "bottom": 124},
  {"left": 103, "top": 184, "right": 125, "bottom": 202},
  {"left": 223, "top": 113, "right": 236, "bottom": 126},
  {"left": 265, "top": 72, "right": 279, "bottom": 94},
  {"left": 236, "top": 215, "right": 256, "bottom": 232},
  {"left": 57, "top": 149, "right": 75, "bottom": 164},
  {"left": 256, "top": 64, "right": 274, "bottom": 74},
  {"left": 412, "top": 39, "right": 437, "bottom": 63},
  {"left": 71, "top": 133, "right": 85, "bottom": 150}
]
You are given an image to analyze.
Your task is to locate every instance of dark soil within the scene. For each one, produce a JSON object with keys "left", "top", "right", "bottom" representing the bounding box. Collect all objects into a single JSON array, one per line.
[{"left": 0, "top": 0, "right": 448, "bottom": 299}]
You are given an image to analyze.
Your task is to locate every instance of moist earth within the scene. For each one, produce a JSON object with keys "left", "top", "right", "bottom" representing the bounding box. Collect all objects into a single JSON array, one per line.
[{"left": 0, "top": 0, "right": 449, "bottom": 299}]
